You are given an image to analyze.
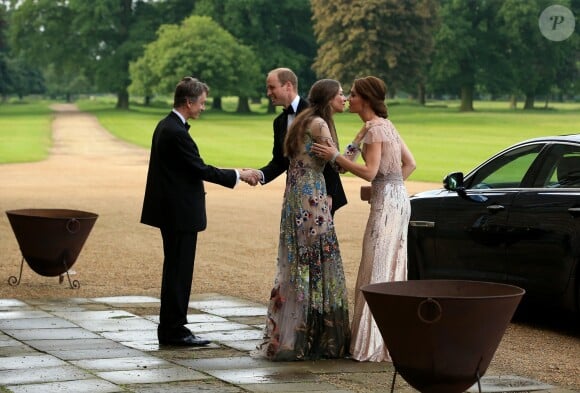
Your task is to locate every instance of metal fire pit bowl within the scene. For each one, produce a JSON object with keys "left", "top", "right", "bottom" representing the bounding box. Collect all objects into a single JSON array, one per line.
[
  {"left": 6, "top": 208, "right": 98, "bottom": 288},
  {"left": 361, "top": 280, "right": 525, "bottom": 393}
]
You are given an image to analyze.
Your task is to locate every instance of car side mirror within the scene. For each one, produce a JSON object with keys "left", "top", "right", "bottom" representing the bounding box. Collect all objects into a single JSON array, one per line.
[
  {"left": 443, "top": 171, "right": 487, "bottom": 202},
  {"left": 443, "top": 172, "right": 464, "bottom": 191}
]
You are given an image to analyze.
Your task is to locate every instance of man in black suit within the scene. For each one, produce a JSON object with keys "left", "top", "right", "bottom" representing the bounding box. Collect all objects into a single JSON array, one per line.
[
  {"left": 247, "top": 67, "right": 347, "bottom": 215},
  {"left": 141, "top": 76, "right": 252, "bottom": 347}
]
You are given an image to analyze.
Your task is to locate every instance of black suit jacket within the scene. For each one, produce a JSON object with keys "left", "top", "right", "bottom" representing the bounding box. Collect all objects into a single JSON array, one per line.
[
  {"left": 259, "top": 97, "right": 347, "bottom": 214},
  {"left": 141, "top": 112, "right": 237, "bottom": 232}
]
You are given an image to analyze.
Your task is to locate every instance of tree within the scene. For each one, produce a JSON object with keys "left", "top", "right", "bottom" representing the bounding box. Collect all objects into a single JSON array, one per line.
[
  {"left": 43, "top": 64, "right": 91, "bottom": 101},
  {"left": 8, "top": 0, "right": 195, "bottom": 108},
  {"left": 428, "top": 0, "right": 507, "bottom": 111},
  {"left": 0, "top": 2, "right": 10, "bottom": 99},
  {"left": 4, "top": 57, "right": 44, "bottom": 99},
  {"left": 497, "top": 0, "right": 578, "bottom": 109},
  {"left": 311, "top": 0, "right": 439, "bottom": 99},
  {"left": 194, "top": 0, "right": 317, "bottom": 112},
  {"left": 129, "top": 15, "right": 261, "bottom": 104},
  {"left": 9, "top": 0, "right": 86, "bottom": 102}
]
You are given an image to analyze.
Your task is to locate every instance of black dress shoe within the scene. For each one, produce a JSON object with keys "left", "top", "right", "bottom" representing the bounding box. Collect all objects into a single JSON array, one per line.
[{"left": 159, "top": 335, "right": 210, "bottom": 347}]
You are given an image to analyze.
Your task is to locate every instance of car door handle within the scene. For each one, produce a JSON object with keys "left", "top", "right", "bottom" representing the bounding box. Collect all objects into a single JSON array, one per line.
[
  {"left": 409, "top": 221, "right": 435, "bottom": 228},
  {"left": 568, "top": 207, "right": 580, "bottom": 216},
  {"left": 487, "top": 204, "right": 505, "bottom": 212}
]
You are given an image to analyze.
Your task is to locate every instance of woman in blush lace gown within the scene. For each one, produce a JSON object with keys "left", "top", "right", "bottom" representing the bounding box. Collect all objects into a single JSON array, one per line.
[
  {"left": 312, "top": 76, "right": 416, "bottom": 362},
  {"left": 254, "top": 79, "right": 351, "bottom": 361}
]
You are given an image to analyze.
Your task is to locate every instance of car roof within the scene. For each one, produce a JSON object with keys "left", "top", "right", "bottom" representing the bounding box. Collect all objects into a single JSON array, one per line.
[{"left": 520, "top": 134, "right": 580, "bottom": 145}]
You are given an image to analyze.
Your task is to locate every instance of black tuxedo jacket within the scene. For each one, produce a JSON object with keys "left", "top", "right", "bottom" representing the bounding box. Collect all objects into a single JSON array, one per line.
[
  {"left": 259, "top": 97, "right": 347, "bottom": 214},
  {"left": 141, "top": 112, "right": 237, "bottom": 232}
]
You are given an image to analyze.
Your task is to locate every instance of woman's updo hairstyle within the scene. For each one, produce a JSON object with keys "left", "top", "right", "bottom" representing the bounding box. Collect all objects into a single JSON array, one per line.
[{"left": 352, "top": 76, "right": 388, "bottom": 118}]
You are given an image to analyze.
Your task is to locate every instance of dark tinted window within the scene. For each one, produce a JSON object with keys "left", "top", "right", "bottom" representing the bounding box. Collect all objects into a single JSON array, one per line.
[
  {"left": 538, "top": 143, "right": 580, "bottom": 188},
  {"left": 467, "top": 144, "right": 543, "bottom": 189}
]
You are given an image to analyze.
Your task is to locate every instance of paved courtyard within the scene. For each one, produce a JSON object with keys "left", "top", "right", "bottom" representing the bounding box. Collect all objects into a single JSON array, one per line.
[{"left": 0, "top": 294, "right": 574, "bottom": 393}]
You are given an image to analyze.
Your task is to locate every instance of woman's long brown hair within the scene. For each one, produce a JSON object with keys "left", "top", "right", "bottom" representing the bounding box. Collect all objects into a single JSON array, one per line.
[{"left": 284, "top": 79, "right": 341, "bottom": 158}]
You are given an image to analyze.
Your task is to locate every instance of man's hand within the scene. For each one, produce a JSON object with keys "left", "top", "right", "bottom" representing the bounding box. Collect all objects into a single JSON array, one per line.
[{"left": 239, "top": 169, "right": 261, "bottom": 186}]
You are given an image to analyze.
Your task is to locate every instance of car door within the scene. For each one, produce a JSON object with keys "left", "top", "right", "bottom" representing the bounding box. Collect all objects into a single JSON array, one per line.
[
  {"left": 505, "top": 143, "right": 580, "bottom": 298},
  {"left": 431, "top": 143, "right": 544, "bottom": 282}
]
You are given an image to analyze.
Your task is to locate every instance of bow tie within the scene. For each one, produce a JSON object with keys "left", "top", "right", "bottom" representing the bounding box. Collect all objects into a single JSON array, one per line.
[
  {"left": 185, "top": 122, "right": 190, "bottom": 130},
  {"left": 283, "top": 106, "right": 295, "bottom": 115}
]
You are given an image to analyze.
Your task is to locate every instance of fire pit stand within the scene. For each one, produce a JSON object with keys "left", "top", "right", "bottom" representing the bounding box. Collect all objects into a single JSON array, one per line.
[
  {"left": 361, "top": 280, "right": 525, "bottom": 393},
  {"left": 8, "top": 256, "right": 80, "bottom": 289},
  {"left": 5, "top": 209, "right": 98, "bottom": 289}
]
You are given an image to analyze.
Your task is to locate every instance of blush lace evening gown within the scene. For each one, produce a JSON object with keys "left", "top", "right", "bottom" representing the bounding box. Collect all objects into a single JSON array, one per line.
[
  {"left": 349, "top": 118, "right": 411, "bottom": 362},
  {"left": 255, "top": 130, "right": 350, "bottom": 361}
]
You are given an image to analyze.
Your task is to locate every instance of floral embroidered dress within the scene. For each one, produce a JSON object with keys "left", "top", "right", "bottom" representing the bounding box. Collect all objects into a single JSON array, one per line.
[
  {"left": 256, "top": 127, "right": 350, "bottom": 361},
  {"left": 349, "top": 118, "right": 411, "bottom": 362}
]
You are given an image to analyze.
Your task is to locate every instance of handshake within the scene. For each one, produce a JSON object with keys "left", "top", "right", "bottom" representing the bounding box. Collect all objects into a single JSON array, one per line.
[{"left": 238, "top": 169, "right": 262, "bottom": 186}]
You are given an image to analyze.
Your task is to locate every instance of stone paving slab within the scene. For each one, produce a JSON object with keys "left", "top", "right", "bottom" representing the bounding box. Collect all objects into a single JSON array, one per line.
[
  {"left": 0, "top": 300, "right": 28, "bottom": 308},
  {"left": 5, "top": 327, "right": 101, "bottom": 341},
  {"left": 0, "top": 295, "right": 576, "bottom": 393},
  {"left": 73, "top": 317, "right": 158, "bottom": 332},
  {"left": 466, "top": 375, "right": 555, "bottom": 392},
  {"left": 208, "top": 306, "right": 268, "bottom": 318},
  {"left": 51, "top": 309, "right": 139, "bottom": 321},
  {"left": 242, "top": 382, "right": 354, "bottom": 392},
  {"left": 24, "top": 338, "right": 124, "bottom": 352},
  {"left": 205, "top": 365, "right": 320, "bottom": 385},
  {"left": 97, "top": 365, "right": 210, "bottom": 384},
  {"left": 0, "top": 354, "right": 66, "bottom": 370},
  {"left": 127, "top": 381, "right": 242, "bottom": 392},
  {"left": 0, "top": 317, "right": 78, "bottom": 330},
  {"left": 0, "top": 364, "right": 94, "bottom": 385},
  {"left": 0, "top": 310, "right": 53, "bottom": 319},
  {"left": 222, "top": 339, "right": 263, "bottom": 352},
  {"left": 6, "top": 378, "right": 123, "bottom": 393},
  {"left": 71, "top": 355, "right": 172, "bottom": 371},
  {"left": 42, "top": 346, "right": 148, "bottom": 361}
]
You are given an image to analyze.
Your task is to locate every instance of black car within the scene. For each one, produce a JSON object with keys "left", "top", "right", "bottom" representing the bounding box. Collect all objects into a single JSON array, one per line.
[{"left": 408, "top": 134, "right": 580, "bottom": 313}]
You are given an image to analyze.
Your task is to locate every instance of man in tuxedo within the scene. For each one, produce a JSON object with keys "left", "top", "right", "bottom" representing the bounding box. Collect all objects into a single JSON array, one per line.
[
  {"left": 141, "top": 76, "right": 252, "bottom": 346},
  {"left": 247, "top": 67, "right": 347, "bottom": 215}
]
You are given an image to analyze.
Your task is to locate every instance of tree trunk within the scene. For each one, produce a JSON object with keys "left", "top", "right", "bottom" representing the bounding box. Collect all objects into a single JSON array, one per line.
[
  {"left": 509, "top": 95, "right": 517, "bottom": 110},
  {"left": 268, "top": 100, "right": 275, "bottom": 114},
  {"left": 417, "top": 82, "right": 426, "bottom": 105},
  {"left": 523, "top": 93, "right": 535, "bottom": 110},
  {"left": 236, "top": 96, "right": 251, "bottom": 113},
  {"left": 459, "top": 85, "right": 474, "bottom": 111},
  {"left": 116, "top": 90, "right": 129, "bottom": 110},
  {"left": 144, "top": 96, "right": 151, "bottom": 106},
  {"left": 212, "top": 96, "right": 222, "bottom": 110}
]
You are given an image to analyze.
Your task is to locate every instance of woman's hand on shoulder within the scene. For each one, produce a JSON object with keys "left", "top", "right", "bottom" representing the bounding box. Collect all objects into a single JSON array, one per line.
[{"left": 311, "top": 140, "right": 338, "bottom": 161}]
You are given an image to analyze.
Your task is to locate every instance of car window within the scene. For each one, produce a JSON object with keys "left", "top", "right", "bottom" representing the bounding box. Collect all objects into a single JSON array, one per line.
[
  {"left": 468, "top": 144, "right": 542, "bottom": 189},
  {"left": 539, "top": 144, "right": 580, "bottom": 188}
]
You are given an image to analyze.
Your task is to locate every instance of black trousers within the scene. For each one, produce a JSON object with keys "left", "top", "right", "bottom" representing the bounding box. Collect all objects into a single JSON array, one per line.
[{"left": 158, "top": 228, "right": 198, "bottom": 338}]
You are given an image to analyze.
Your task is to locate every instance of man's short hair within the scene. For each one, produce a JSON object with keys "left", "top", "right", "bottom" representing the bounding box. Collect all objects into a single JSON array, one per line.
[
  {"left": 174, "top": 76, "right": 209, "bottom": 108},
  {"left": 270, "top": 68, "right": 298, "bottom": 91}
]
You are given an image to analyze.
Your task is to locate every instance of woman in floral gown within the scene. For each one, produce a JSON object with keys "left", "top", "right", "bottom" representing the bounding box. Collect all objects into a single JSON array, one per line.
[
  {"left": 255, "top": 79, "right": 351, "bottom": 361},
  {"left": 312, "top": 76, "right": 416, "bottom": 362}
]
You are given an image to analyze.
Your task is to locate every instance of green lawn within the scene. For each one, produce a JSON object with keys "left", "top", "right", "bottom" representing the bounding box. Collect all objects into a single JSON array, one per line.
[
  {"left": 0, "top": 101, "right": 53, "bottom": 163},
  {"left": 2, "top": 97, "right": 579, "bottom": 183}
]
